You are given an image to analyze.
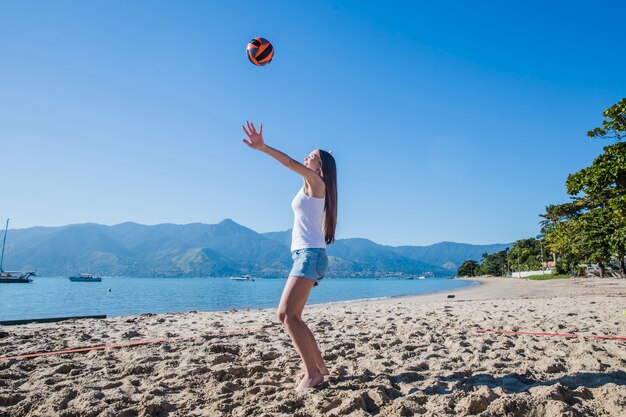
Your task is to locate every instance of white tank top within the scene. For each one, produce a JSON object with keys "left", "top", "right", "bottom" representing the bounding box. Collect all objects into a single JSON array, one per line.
[{"left": 291, "top": 187, "right": 326, "bottom": 251}]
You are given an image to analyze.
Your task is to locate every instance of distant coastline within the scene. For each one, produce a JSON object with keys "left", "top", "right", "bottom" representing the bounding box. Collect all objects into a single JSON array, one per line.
[{"left": 3, "top": 220, "right": 511, "bottom": 279}]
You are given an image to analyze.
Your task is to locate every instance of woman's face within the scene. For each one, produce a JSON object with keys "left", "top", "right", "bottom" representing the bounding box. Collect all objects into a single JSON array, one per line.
[{"left": 303, "top": 149, "right": 322, "bottom": 173}]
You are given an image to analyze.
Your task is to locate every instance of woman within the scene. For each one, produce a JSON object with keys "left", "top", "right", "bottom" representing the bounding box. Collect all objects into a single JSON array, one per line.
[{"left": 242, "top": 121, "right": 338, "bottom": 391}]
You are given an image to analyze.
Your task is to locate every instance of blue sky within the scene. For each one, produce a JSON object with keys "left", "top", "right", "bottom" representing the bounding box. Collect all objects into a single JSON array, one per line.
[{"left": 1, "top": 1, "right": 624, "bottom": 246}]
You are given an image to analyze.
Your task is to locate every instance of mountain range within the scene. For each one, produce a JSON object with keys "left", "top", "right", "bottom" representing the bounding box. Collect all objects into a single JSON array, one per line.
[{"left": 1, "top": 220, "right": 511, "bottom": 278}]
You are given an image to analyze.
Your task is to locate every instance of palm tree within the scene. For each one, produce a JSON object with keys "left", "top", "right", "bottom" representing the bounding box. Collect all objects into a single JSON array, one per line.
[{"left": 540, "top": 205, "right": 561, "bottom": 266}]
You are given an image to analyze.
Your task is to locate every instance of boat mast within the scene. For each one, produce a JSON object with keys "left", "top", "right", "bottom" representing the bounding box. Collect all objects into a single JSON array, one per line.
[{"left": 0, "top": 219, "right": 8, "bottom": 272}]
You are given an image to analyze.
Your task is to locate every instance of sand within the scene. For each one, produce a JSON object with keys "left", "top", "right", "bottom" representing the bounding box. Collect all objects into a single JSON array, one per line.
[{"left": 1, "top": 277, "right": 625, "bottom": 417}]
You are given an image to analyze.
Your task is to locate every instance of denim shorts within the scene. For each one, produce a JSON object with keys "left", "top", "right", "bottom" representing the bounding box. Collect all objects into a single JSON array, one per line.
[{"left": 289, "top": 248, "right": 328, "bottom": 286}]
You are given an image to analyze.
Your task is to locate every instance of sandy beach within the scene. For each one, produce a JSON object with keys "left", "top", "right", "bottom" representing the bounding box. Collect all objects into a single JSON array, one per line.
[{"left": 1, "top": 277, "right": 625, "bottom": 417}]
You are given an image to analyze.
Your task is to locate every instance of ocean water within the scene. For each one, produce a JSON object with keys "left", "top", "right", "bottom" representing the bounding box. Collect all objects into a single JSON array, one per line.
[{"left": 0, "top": 276, "right": 477, "bottom": 321}]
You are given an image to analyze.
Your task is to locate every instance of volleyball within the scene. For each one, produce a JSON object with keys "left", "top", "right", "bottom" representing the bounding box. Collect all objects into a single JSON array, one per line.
[{"left": 246, "top": 37, "right": 274, "bottom": 66}]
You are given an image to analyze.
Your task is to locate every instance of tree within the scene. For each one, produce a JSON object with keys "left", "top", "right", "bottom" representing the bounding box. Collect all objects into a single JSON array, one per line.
[
  {"left": 574, "top": 98, "right": 626, "bottom": 277},
  {"left": 457, "top": 260, "right": 479, "bottom": 277},
  {"left": 539, "top": 203, "right": 571, "bottom": 265},
  {"left": 477, "top": 249, "right": 509, "bottom": 276},
  {"left": 543, "top": 98, "right": 626, "bottom": 277},
  {"left": 545, "top": 216, "right": 581, "bottom": 275},
  {"left": 586, "top": 98, "right": 626, "bottom": 141},
  {"left": 508, "top": 239, "right": 542, "bottom": 272}
]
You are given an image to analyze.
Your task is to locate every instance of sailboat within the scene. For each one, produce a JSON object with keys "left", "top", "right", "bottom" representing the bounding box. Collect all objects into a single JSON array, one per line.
[{"left": 0, "top": 219, "right": 35, "bottom": 283}]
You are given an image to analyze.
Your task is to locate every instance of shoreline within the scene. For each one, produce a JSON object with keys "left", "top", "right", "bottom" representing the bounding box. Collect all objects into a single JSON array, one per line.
[
  {"left": 365, "top": 275, "right": 626, "bottom": 303},
  {"left": 0, "top": 276, "right": 477, "bottom": 322},
  {"left": 0, "top": 276, "right": 621, "bottom": 323},
  {"left": 1, "top": 276, "right": 619, "bottom": 322}
]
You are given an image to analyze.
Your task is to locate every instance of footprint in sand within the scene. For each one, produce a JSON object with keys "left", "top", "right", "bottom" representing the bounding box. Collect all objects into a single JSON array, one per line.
[
  {"left": 54, "top": 363, "right": 77, "bottom": 374},
  {"left": 122, "top": 330, "right": 141, "bottom": 339},
  {"left": 261, "top": 351, "right": 280, "bottom": 361}
]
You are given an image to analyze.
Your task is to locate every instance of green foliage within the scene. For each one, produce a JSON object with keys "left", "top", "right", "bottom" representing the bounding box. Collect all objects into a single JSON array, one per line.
[
  {"left": 545, "top": 218, "right": 579, "bottom": 275},
  {"left": 508, "top": 238, "right": 543, "bottom": 271},
  {"left": 587, "top": 98, "right": 626, "bottom": 141},
  {"left": 526, "top": 274, "right": 571, "bottom": 281},
  {"left": 477, "top": 248, "right": 510, "bottom": 276},
  {"left": 457, "top": 260, "right": 479, "bottom": 277},
  {"left": 543, "top": 98, "right": 626, "bottom": 278},
  {"left": 458, "top": 249, "right": 511, "bottom": 277},
  {"left": 554, "top": 259, "right": 571, "bottom": 275},
  {"left": 566, "top": 142, "right": 626, "bottom": 221}
]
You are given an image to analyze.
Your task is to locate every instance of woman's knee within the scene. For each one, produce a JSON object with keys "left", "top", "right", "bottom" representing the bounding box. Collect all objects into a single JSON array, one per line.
[{"left": 277, "top": 310, "right": 300, "bottom": 325}]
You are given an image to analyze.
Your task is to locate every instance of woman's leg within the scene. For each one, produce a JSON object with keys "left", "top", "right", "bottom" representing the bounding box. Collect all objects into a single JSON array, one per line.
[
  {"left": 277, "top": 276, "right": 326, "bottom": 390},
  {"left": 302, "top": 324, "right": 328, "bottom": 375}
]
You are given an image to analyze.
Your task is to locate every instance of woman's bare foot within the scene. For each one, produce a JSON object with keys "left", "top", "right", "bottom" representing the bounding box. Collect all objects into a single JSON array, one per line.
[
  {"left": 294, "top": 365, "right": 328, "bottom": 388},
  {"left": 295, "top": 370, "right": 325, "bottom": 392}
]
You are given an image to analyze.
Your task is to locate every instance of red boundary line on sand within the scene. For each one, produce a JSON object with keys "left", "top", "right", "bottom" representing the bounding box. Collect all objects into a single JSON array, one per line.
[
  {"left": 0, "top": 326, "right": 276, "bottom": 361},
  {"left": 470, "top": 328, "right": 626, "bottom": 341},
  {"left": 1, "top": 323, "right": 624, "bottom": 362}
]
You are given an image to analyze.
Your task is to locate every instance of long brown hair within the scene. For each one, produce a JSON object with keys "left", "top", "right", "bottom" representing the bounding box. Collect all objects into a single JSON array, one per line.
[{"left": 319, "top": 149, "right": 337, "bottom": 244}]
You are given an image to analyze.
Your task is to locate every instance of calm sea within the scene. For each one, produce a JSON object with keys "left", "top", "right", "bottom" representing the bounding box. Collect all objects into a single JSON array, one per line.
[{"left": 0, "top": 276, "right": 477, "bottom": 321}]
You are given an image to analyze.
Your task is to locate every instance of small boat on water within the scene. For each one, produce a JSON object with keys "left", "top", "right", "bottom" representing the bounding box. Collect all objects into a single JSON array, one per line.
[
  {"left": 0, "top": 271, "right": 35, "bottom": 283},
  {"left": 69, "top": 274, "right": 103, "bottom": 282},
  {"left": 230, "top": 274, "right": 254, "bottom": 282},
  {"left": 0, "top": 219, "right": 35, "bottom": 283}
]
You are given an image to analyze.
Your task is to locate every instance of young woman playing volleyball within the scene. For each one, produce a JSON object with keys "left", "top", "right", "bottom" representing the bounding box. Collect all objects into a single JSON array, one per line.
[{"left": 242, "top": 121, "right": 338, "bottom": 391}]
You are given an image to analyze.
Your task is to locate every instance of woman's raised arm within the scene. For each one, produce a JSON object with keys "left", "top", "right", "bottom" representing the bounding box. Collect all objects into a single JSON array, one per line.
[{"left": 242, "top": 121, "right": 323, "bottom": 188}]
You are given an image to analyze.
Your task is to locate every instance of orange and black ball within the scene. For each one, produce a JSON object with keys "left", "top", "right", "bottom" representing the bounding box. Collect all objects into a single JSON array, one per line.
[{"left": 246, "top": 37, "right": 274, "bottom": 66}]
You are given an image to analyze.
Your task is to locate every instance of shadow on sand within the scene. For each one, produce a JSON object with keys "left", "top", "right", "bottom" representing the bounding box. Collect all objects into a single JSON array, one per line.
[
  {"left": 438, "top": 369, "right": 626, "bottom": 393},
  {"left": 324, "top": 367, "right": 625, "bottom": 395}
]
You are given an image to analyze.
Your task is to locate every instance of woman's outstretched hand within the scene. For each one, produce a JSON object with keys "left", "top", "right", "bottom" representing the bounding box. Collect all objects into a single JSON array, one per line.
[{"left": 242, "top": 121, "right": 265, "bottom": 150}]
